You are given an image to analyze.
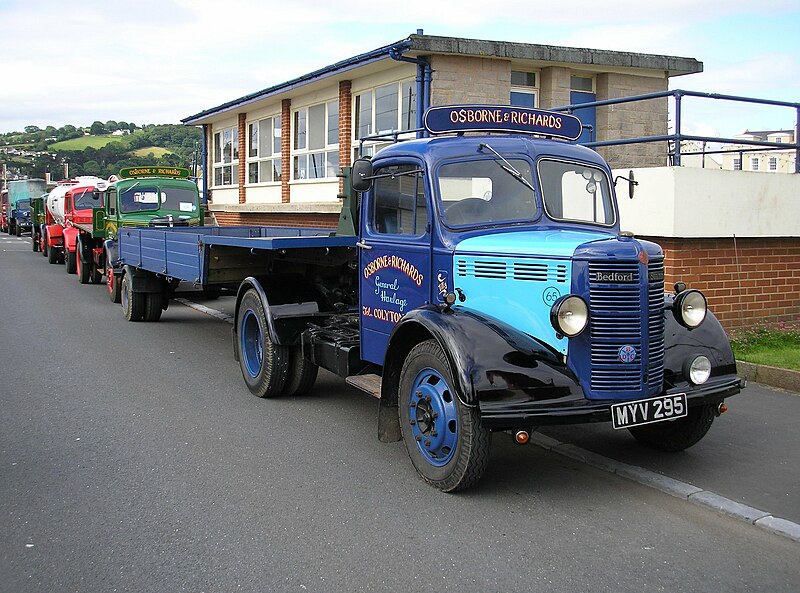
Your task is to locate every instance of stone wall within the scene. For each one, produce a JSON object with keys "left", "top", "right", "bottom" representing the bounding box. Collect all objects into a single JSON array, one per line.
[
  {"left": 595, "top": 73, "right": 669, "bottom": 169},
  {"left": 428, "top": 55, "right": 510, "bottom": 106}
]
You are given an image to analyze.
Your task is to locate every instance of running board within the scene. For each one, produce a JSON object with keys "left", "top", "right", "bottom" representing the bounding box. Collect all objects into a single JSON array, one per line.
[{"left": 345, "top": 374, "right": 382, "bottom": 399}]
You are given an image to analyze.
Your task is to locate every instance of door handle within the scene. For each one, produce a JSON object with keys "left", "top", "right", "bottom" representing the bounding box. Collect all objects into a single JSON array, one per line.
[{"left": 355, "top": 240, "right": 373, "bottom": 250}]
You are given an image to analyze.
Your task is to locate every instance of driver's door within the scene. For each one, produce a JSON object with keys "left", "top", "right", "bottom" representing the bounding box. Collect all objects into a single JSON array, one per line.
[{"left": 359, "top": 162, "right": 431, "bottom": 365}]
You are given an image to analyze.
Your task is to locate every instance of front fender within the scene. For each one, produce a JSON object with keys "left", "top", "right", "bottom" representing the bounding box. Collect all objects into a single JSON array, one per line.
[
  {"left": 663, "top": 294, "right": 738, "bottom": 388},
  {"left": 63, "top": 226, "right": 79, "bottom": 252},
  {"left": 377, "top": 305, "right": 582, "bottom": 442},
  {"left": 233, "top": 275, "right": 324, "bottom": 348}
]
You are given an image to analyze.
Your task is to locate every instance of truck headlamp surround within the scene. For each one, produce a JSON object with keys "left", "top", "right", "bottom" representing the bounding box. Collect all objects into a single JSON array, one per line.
[
  {"left": 674, "top": 289, "right": 707, "bottom": 328},
  {"left": 550, "top": 295, "right": 589, "bottom": 338},
  {"left": 685, "top": 355, "right": 712, "bottom": 385}
]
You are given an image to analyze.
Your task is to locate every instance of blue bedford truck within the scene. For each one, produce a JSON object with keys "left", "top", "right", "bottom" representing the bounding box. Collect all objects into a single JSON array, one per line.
[{"left": 112, "top": 105, "right": 743, "bottom": 492}]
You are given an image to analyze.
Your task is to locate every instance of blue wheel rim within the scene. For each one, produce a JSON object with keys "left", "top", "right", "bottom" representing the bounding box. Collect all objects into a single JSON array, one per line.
[
  {"left": 408, "top": 367, "right": 458, "bottom": 466},
  {"left": 241, "top": 309, "right": 263, "bottom": 378}
]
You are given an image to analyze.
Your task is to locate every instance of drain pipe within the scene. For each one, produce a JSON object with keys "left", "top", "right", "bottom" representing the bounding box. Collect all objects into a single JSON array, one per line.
[
  {"left": 201, "top": 124, "right": 209, "bottom": 204},
  {"left": 388, "top": 30, "right": 431, "bottom": 137}
]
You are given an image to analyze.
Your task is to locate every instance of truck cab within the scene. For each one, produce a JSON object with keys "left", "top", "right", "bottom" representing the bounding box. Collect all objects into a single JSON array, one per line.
[
  {"left": 97, "top": 167, "right": 203, "bottom": 298},
  {"left": 11, "top": 198, "right": 31, "bottom": 236},
  {"left": 339, "top": 105, "right": 741, "bottom": 490}
]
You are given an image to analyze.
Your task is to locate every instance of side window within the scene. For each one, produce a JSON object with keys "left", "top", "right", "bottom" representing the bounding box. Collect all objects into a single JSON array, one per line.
[
  {"left": 371, "top": 165, "right": 427, "bottom": 236},
  {"left": 107, "top": 189, "right": 116, "bottom": 216}
]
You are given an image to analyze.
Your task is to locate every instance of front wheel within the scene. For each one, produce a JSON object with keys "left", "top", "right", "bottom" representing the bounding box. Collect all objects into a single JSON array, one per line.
[
  {"left": 236, "top": 289, "right": 289, "bottom": 397},
  {"left": 77, "top": 246, "right": 90, "bottom": 284},
  {"left": 107, "top": 267, "right": 121, "bottom": 303},
  {"left": 399, "top": 340, "right": 490, "bottom": 492},
  {"left": 121, "top": 273, "right": 144, "bottom": 322},
  {"left": 15, "top": 224, "right": 21, "bottom": 237},
  {"left": 32, "top": 233, "right": 39, "bottom": 252},
  {"left": 628, "top": 403, "right": 716, "bottom": 452},
  {"left": 64, "top": 248, "right": 76, "bottom": 274}
]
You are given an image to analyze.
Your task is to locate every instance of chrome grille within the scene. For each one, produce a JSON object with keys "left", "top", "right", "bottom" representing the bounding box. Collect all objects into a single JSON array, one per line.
[{"left": 587, "top": 259, "right": 664, "bottom": 394}]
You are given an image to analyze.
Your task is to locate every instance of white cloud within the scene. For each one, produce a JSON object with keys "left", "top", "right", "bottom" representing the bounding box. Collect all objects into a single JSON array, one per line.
[{"left": 0, "top": 0, "right": 798, "bottom": 132}]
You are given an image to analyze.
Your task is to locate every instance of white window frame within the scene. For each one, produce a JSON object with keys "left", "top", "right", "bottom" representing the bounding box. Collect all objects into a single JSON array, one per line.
[
  {"left": 212, "top": 125, "right": 238, "bottom": 187},
  {"left": 769, "top": 157, "right": 778, "bottom": 171},
  {"left": 247, "top": 115, "right": 282, "bottom": 185},
  {"left": 751, "top": 157, "right": 759, "bottom": 171},
  {"left": 733, "top": 157, "right": 742, "bottom": 171},
  {"left": 293, "top": 100, "right": 339, "bottom": 181},
  {"left": 353, "top": 79, "right": 417, "bottom": 158}
]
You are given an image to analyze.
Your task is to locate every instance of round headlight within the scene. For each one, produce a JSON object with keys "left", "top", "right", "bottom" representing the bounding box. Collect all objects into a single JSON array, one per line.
[
  {"left": 550, "top": 295, "right": 589, "bottom": 337},
  {"left": 686, "top": 355, "right": 711, "bottom": 385},
  {"left": 674, "top": 289, "right": 707, "bottom": 328}
]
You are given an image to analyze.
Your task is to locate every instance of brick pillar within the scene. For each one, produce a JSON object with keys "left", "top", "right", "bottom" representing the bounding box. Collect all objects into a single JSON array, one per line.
[
  {"left": 238, "top": 113, "right": 247, "bottom": 204},
  {"left": 338, "top": 80, "right": 352, "bottom": 194},
  {"left": 281, "top": 99, "right": 291, "bottom": 203}
]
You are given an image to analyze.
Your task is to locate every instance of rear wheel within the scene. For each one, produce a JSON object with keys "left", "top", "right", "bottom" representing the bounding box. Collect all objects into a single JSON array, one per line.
[
  {"left": 236, "top": 289, "right": 289, "bottom": 397},
  {"left": 15, "top": 224, "right": 21, "bottom": 237},
  {"left": 282, "top": 346, "right": 319, "bottom": 396},
  {"left": 121, "top": 273, "right": 144, "bottom": 322},
  {"left": 143, "top": 293, "right": 164, "bottom": 322},
  {"left": 399, "top": 340, "right": 490, "bottom": 492},
  {"left": 32, "top": 233, "right": 39, "bottom": 252},
  {"left": 629, "top": 403, "right": 716, "bottom": 452}
]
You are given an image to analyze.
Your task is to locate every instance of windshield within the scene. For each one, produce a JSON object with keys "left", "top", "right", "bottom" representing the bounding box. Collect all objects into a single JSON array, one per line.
[
  {"left": 120, "top": 186, "right": 159, "bottom": 213},
  {"left": 73, "top": 188, "right": 102, "bottom": 210},
  {"left": 17, "top": 199, "right": 30, "bottom": 210},
  {"left": 538, "top": 159, "right": 615, "bottom": 226},
  {"left": 160, "top": 187, "right": 198, "bottom": 214},
  {"left": 438, "top": 158, "right": 536, "bottom": 227}
]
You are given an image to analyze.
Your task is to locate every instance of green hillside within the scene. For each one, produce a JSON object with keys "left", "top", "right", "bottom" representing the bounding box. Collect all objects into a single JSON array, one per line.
[{"left": 48, "top": 134, "right": 130, "bottom": 151}]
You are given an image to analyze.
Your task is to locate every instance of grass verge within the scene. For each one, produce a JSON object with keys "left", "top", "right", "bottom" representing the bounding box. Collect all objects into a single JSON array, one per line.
[{"left": 729, "top": 321, "right": 800, "bottom": 371}]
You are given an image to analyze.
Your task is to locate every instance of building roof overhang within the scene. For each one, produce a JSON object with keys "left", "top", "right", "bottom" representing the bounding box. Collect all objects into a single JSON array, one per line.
[{"left": 182, "top": 33, "right": 703, "bottom": 126}]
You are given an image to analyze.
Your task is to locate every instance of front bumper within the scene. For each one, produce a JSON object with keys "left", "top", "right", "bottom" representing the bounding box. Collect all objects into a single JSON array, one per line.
[{"left": 479, "top": 375, "right": 744, "bottom": 430}]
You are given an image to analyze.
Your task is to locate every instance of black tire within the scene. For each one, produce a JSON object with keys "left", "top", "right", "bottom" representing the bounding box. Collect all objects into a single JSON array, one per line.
[
  {"left": 32, "top": 233, "right": 39, "bottom": 252},
  {"left": 398, "top": 340, "right": 490, "bottom": 492},
  {"left": 107, "top": 267, "right": 121, "bottom": 303},
  {"left": 89, "top": 264, "right": 103, "bottom": 284},
  {"left": 9, "top": 220, "right": 15, "bottom": 235},
  {"left": 235, "top": 289, "right": 289, "bottom": 397},
  {"left": 629, "top": 403, "right": 716, "bottom": 452},
  {"left": 143, "top": 293, "right": 164, "bottom": 322},
  {"left": 47, "top": 237, "right": 59, "bottom": 264},
  {"left": 15, "top": 224, "right": 21, "bottom": 237},
  {"left": 77, "top": 246, "right": 90, "bottom": 283},
  {"left": 64, "top": 248, "right": 76, "bottom": 274},
  {"left": 121, "top": 273, "right": 144, "bottom": 322},
  {"left": 282, "top": 346, "right": 319, "bottom": 396}
]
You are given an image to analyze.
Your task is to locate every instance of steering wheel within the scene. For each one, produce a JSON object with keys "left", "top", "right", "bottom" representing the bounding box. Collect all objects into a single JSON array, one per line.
[{"left": 444, "top": 198, "right": 492, "bottom": 226}]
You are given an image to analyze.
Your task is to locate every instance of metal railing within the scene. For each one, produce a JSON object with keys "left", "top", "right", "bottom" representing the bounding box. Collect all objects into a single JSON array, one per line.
[{"left": 553, "top": 89, "right": 800, "bottom": 173}]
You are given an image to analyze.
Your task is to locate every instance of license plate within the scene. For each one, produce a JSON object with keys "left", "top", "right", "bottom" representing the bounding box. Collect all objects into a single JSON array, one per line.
[{"left": 611, "top": 393, "right": 688, "bottom": 430}]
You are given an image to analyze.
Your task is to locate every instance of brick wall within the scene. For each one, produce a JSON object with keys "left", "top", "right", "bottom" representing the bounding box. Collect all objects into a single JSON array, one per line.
[
  {"left": 338, "top": 81, "right": 352, "bottom": 194},
  {"left": 650, "top": 236, "right": 800, "bottom": 330},
  {"left": 281, "top": 99, "right": 291, "bottom": 203},
  {"left": 238, "top": 113, "right": 247, "bottom": 203},
  {"left": 213, "top": 211, "right": 340, "bottom": 229}
]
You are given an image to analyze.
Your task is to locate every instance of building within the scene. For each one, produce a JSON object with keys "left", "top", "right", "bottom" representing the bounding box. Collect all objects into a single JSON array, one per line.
[
  {"left": 182, "top": 32, "right": 701, "bottom": 227},
  {"left": 721, "top": 129, "right": 796, "bottom": 173}
]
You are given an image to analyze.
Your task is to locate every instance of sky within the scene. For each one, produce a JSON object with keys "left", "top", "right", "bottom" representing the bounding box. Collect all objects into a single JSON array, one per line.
[{"left": 1, "top": 0, "right": 798, "bottom": 137}]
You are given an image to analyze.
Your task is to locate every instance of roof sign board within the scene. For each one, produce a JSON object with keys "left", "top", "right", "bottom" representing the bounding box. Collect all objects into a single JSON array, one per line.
[
  {"left": 119, "top": 166, "right": 191, "bottom": 179},
  {"left": 423, "top": 105, "right": 582, "bottom": 141}
]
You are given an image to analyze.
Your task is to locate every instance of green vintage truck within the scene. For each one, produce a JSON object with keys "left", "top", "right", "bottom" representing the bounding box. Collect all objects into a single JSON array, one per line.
[{"left": 80, "top": 167, "right": 204, "bottom": 297}]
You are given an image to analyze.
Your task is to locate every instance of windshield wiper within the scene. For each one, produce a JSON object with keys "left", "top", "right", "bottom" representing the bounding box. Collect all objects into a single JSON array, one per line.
[{"left": 478, "top": 143, "right": 535, "bottom": 192}]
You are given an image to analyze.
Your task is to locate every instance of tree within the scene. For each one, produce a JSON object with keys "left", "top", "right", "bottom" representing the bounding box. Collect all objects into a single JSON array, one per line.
[
  {"left": 24, "top": 125, "right": 41, "bottom": 134},
  {"left": 90, "top": 121, "right": 105, "bottom": 135},
  {"left": 105, "top": 120, "right": 118, "bottom": 132}
]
